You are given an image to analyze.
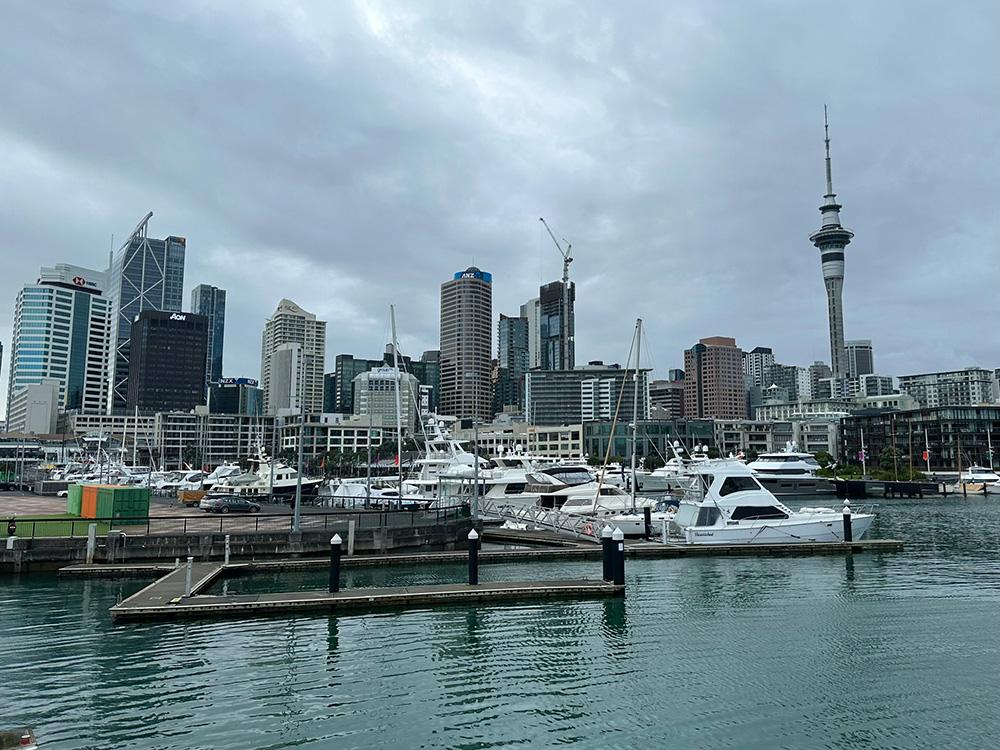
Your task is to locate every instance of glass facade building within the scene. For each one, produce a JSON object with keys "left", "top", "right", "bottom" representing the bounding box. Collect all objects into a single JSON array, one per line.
[
  {"left": 5, "top": 264, "right": 111, "bottom": 432},
  {"left": 126, "top": 310, "right": 208, "bottom": 414},
  {"left": 107, "top": 213, "right": 186, "bottom": 411},
  {"left": 190, "top": 284, "right": 226, "bottom": 390}
]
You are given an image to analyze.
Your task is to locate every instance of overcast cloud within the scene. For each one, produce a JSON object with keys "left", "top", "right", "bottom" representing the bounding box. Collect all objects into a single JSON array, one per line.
[{"left": 1, "top": 0, "right": 997, "bottom": 417}]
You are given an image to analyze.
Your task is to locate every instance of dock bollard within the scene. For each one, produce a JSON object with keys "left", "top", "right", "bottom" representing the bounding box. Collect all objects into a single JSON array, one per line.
[
  {"left": 601, "top": 526, "right": 614, "bottom": 581},
  {"left": 612, "top": 527, "right": 625, "bottom": 586},
  {"left": 183, "top": 556, "right": 194, "bottom": 598},
  {"left": 661, "top": 518, "right": 668, "bottom": 545},
  {"left": 224, "top": 535, "right": 231, "bottom": 566},
  {"left": 842, "top": 500, "right": 853, "bottom": 543},
  {"left": 329, "top": 534, "right": 342, "bottom": 593},
  {"left": 468, "top": 529, "right": 479, "bottom": 585},
  {"left": 643, "top": 506, "right": 651, "bottom": 537},
  {"left": 86, "top": 523, "right": 97, "bottom": 565}
]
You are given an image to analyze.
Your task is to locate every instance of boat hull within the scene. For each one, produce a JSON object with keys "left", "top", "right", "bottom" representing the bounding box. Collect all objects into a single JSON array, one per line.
[{"left": 685, "top": 513, "right": 874, "bottom": 545}]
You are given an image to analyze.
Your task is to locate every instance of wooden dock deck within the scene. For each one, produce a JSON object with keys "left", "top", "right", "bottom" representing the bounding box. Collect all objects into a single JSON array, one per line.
[{"left": 109, "top": 568, "right": 622, "bottom": 622}]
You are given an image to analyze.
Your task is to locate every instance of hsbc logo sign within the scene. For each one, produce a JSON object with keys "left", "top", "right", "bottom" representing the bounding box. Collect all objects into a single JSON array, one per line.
[
  {"left": 169, "top": 313, "right": 187, "bottom": 321},
  {"left": 73, "top": 277, "right": 86, "bottom": 286}
]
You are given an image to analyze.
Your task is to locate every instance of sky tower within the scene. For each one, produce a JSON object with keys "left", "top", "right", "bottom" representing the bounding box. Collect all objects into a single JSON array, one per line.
[{"left": 809, "top": 108, "right": 854, "bottom": 381}]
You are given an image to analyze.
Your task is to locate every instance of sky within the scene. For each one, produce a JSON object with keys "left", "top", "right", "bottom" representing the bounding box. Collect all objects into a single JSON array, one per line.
[{"left": 1, "top": 0, "right": 997, "bottom": 418}]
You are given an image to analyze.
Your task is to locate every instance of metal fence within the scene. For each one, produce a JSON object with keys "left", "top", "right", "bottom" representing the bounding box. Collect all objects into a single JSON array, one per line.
[{"left": 5, "top": 505, "right": 469, "bottom": 539}]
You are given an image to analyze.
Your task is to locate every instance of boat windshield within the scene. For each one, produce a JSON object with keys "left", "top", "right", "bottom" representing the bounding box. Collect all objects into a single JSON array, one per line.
[{"left": 718, "top": 476, "right": 762, "bottom": 496}]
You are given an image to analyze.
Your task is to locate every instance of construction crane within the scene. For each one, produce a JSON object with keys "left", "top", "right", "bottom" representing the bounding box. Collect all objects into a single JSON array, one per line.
[
  {"left": 539, "top": 217, "right": 573, "bottom": 285},
  {"left": 539, "top": 217, "right": 574, "bottom": 369}
]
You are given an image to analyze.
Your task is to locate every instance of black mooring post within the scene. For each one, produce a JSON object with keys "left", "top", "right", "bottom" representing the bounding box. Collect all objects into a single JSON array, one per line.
[
  {"left": 468, "top": 528, "right": 479, "bottom": 585},
  {"left": 842, "top": 501, "right": 853, "bottom": 543},
  {"left": 612, "top": 527, "right": 625, "bottom": 586},
  {"left": 601, "top": 525, "right": 613, "bottom": 581},
  {"left": 329, "top": 534, "right": 342, "bottom": 593},
  {"left": 643, "top": 506, "right": 651, "bottom": 538}
]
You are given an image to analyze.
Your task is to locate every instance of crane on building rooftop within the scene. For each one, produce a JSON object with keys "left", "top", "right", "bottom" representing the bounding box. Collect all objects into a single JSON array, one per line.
[{"left": 539, "top": 217, "right": 573, "bottom": 285}]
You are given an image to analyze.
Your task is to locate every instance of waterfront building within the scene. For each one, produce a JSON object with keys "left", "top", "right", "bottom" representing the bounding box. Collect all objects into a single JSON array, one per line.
[
  {"left": 6, "top": 380, "right": 60, "bottom": 436},
  {"left": 450, "top": 419, "right": 529, "bottom": 458},
  {"left": 209, "top": 378, "right": 263, "bottom": 417},
  {"left": 107, "top": 213, "right": 186, "bottom": 411},
  {"left": 846, "top": 373, "right": 895, "bottom": 398},
  {"left": 439, "top": 267, "right": 492, "bottom": 422},
  {"left": 684, "top": 336, "right": 747, "bottom": 419},
  {"left": 126, "top": 310, "right": 208, "bottom": 414},
  {"left": 582, "top": 419, "right": 715, "bottom": 464},
  {"left": 753, "top": 398, "right": 853, "bottom": 422},
  {"left": 649, "top": 378, "right": 685, "bottom": 419},
  {"left": 494, "top": 314, "right": 529, "bottom": 416},
  {"left": 260, "top": 299, "right": 326, "bottom": 416},
  {"left": 5, "top": 264, "right": 112, "bottom": 432},
  {"left": 808, "top": 112, "right": 854, "bottom": 381},
  {"left": 743, "top": 347, "right": 775, "bottom": 388},
  {"left": 897, "top": 367, "right": 997, "bottom": 408},
  {"left": 525, "top": 364, "right": 649, "bottom": 426},
  {"left": 276, "top": 412, "right": 393, "bottom": 462},
  {"left": 846, "top": 339, "right": 874, "bottom": 378},
  {"left": 155, "top": 410, "right": 274, "bottom": 470},
  {"left": 190, "top": 284, "right": 226, "bottom": 391},
  {"left": 352, "top": 366, "right": 420, "bottom": 433},
  {"left": 842, "top": 406, "right": 1000, "bottom": 472}
]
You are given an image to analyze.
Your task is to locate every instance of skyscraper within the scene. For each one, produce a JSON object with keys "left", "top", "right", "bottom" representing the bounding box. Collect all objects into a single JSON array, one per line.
[
  {"left": 683, "top": 336, "right": 746, "bottom": 419},
  {"left": 190, "top": 284, "right": 226, "bottom": 389},
  {"left": 260, "top": 299, "right": 326, "bottom": 415},
  {"left": 743, "top": 346, "right": 775, "bottom": 388},
  {"left": 126, "top": 310, "right": 208, "bottom": 413},
  {"left": 539, "top": 280, "right": 575, "bottom": 370},
  {"left": 440, "top": 267, "right": 492, "bottom": 421},
  {"left": 845, "top": 339, "right": 874, "bottom": 378},
  {"left": 107, "top": 213, "right": 186, "bottom": 411},
  {"left": 5, "top": 264, "right": 112, "bottom": 432},
  {"left": 495, "top": 313, "right": 529, "bottom": 414},
  {"left": 520, "top": 297, "right": 541, "bottom": 369},
  {"left": 808, "top": 110, "right": 854, "bottom": 381}
]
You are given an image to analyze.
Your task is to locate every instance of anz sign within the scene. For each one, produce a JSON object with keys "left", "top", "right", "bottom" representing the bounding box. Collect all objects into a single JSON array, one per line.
[{"left": 454, "top": 269, "right": 492, "bottom": 282}]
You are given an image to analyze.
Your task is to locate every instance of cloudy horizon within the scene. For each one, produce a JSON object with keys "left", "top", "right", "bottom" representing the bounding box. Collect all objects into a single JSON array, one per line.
[{"left": 1, "top": 1, "right": 997, "bottom": 418}]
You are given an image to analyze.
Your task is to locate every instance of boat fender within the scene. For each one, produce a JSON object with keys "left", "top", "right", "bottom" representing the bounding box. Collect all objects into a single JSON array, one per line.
[{"left": 583, "top": 523, "right": 594, "bottom": 536}]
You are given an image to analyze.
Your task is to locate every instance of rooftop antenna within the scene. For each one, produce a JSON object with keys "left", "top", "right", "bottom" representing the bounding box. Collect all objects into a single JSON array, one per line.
[{"left": 824, "top": 104, "right": 834, "bottom": 199}]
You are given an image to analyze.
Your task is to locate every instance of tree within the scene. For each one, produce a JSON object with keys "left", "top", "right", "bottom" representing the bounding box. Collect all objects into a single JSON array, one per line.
[
  {"left": 707, "top": 446, "right": 722, "bottom": 459},
  {"left": 879, "top": 447, "right": 904, "bottom": 474},
  {"left": 812, "top": 451, "right": 834, "bottom": 469},
  {"left": 644, "top": 454, "right": 665, "bottom": 471}
]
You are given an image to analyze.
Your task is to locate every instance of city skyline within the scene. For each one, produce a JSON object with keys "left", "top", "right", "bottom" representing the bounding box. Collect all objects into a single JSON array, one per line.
[{"left": 0, "top": 2, "right": 997, "bottom": 421}]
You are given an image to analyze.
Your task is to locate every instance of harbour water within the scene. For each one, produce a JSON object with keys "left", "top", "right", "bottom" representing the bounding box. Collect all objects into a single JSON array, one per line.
[{"left": 2, "top": 495, "right": 998, "bottom": 749}]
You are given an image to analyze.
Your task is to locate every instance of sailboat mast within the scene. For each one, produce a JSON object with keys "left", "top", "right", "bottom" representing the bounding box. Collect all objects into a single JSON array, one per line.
[
  {"left": 390, "top": 305, "right": 404, "bottom": 507},
  {"left": 630, "top": 319, "right": 641, "bottom": 512}
]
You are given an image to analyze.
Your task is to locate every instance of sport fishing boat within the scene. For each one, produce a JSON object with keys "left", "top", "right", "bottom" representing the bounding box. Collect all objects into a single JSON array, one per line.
[{"left": 674, "top": 460, "right": 874, "bottom": 545}]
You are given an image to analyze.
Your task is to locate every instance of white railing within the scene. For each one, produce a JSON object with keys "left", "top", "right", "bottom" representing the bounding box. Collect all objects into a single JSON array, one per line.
[{"left": 479, "top": 497, "right": 610, "bottom": 544}]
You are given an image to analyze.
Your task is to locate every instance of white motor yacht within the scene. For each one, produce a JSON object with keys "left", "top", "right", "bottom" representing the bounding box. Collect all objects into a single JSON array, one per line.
[
  {"left": 210, "top": 451, "right": 323, "bottom": 500},
  {"left": 957, "top": 466, "right": 1000, "bottom": 484},
  {"left": 746, "top": 447, "right": 835, "bottom": 495},
  {"left": 674, "top": 460, "right": 874, "bottom": 545}
]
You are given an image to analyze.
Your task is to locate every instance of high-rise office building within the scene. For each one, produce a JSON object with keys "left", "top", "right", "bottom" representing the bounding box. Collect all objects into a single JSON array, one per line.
[
  {"left": 539, "top": 280, "right": 575, "bottom": 370},
  {"left": 126, "top": 310, "right": 208, "bottom": 413},
  {"left": 440, "top": 267, "right": 492, "bottom": 421},
  {"left": 520, "top": 297, "right": 541, "bottom": 370},
  {"left": 332, "top": 347, "right": 439, "bottom": 416},
  {"left": 845, "top": 340, "right": 874, "bottom": 378},
  {"left": 353, "top": 366, "right": 420, "bottom": 431},
  {"left": 5, "top": 264, "right": 112, "bottom": 432},
  {"left": 260, "top": 299, "right": 326, "bottom": 415},
  {"left": 743, "top": 346, "right": 775, "bottom": 388},
  {"left": 107, "top": 213, "right": 186, "bottom": 411},
  {"left": 495, "top": 313, "right": 529, "bottom": 414},
  {"left": 897, "top": 368, "right": 997, "bottom": 408},
  {"left": 524, "top": 365, "right": 648, "bottom": 425},
  {"left": 683, "top": 336, "right": 746, "bottom": 419},
  {"left": 210, "top": 378, "right": 263, "bottom": 416},
  {"left": 808, "top": 111, "right": 854, "bottom": 381},
  {"left": 190, "top": 284, "right": 226, "bottom": 389}
]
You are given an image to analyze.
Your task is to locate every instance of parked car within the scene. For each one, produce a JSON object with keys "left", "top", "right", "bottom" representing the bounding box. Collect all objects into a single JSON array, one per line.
[
  {"left": 201, "top": 496, "right": 261, "bottom": 514},
  {"left": 56, "top": 489, "right": 69, "bottom": 497}
]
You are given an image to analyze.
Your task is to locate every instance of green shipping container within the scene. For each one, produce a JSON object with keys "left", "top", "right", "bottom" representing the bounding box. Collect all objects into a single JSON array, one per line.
[
  {"left": 95, "top": 486, "right": 150, "bottom": 521},
  {"left": 67, "top": 484, "right": 83, "bottom": 516}
]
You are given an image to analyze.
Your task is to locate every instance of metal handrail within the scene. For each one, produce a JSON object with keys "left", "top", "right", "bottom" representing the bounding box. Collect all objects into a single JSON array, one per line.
[
  {"left": 479, "top": 497, "right": 607, "bottom": 544},
  {"left": 4, "top": 504, "right": 469, "bottom": 539}
]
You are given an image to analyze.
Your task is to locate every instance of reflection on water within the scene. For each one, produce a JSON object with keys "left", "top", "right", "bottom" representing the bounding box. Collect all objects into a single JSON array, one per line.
[{"left": 1, "top": 495, "right": 998, "bottom": 749}]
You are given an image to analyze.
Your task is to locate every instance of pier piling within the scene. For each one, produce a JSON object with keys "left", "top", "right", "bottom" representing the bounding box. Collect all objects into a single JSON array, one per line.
[
  {"left": 602, "top": 526, "right": 614, "bottom": 581},
  {"left": 224, "top": 535, "right": 231, "bottom": 566},
  {"left": 842, "top": 501, "right": 853, "bottom": 543},
  {"left": 183, "top": 557, "right": 194, "bottom": 598},
  {"left": 468, "top": 529, "right": 479, "bottom": 585},
  {"left": 329, "top": 534, "right": 342, "bottom": 593},
  {"left": 612, "top": 527, "right": 625, "bottom": 586}
]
